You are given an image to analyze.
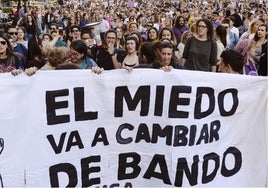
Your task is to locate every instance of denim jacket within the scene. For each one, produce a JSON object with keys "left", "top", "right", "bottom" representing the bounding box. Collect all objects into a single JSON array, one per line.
[
  {"left": 228, "top": 31, "right": 239, "bottom": 49},
  {"left": 81, "top": 56, "right": 97, "bottom": 69}
]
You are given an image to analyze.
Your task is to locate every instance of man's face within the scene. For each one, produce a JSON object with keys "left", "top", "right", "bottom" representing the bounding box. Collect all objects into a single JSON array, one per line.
[
  {"left": 7, "top": 28, "right": 18, "bottom": 41},
  {"left": 178, "top": 18, "right": 185, "bottom": 26},
  {"left": 105, "top": 32, "right": 116, "bottom": 46},
  {"left": 211, "top": 14, "right": 218, "bottom": 21},
  {"left": 54, "top": 15, "right": 60, "bottom": 21},
  {"left": 64, "top": 11, "right": 69, "bottom": 17},
  {"left": 49, "top": 25, "right": 58, "bottom": 35}
]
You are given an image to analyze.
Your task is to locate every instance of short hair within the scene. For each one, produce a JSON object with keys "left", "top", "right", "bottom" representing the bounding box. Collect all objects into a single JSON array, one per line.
[
  {"left": 125, "top": 36, "right": 139, "bottom": 51},
  {"left": 5, "top": 25, "right": 17, "bottom": 33},
  {"left": 221, "top": 18, "right": 230, "bottom": 25},
  {"left": 228, "top": 16, "right": 235, "bottom": 23},
  {"left": 104, "top": 29, "right": 117, "bottom": 38},
  {"left": 50, "top": 23, "right": 58, "bottom": 29},
  {"left": 70, "top": 25, "right": 80, "bottom": 32},
  {"left": 70, "top": 40, "right": 88, "bottom": 58},
  {"left": 220, "top": 49, "right": 244, "bottom": 74},
  {"left": 80, "top": 27, "right": 94, "bottom": 38}
]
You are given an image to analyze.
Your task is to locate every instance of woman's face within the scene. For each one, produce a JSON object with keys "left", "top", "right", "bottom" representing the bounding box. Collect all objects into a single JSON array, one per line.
[
  {"left": 126, "top": 39, "right": 136, "bottom": 53},
  {"left": 160, "top": 47, "right": 173, "bottom": 66},
  {"left": 0, "top": 37, "right": 7, "bottom": 54},
  {"left": 116, "top": 28, "right": 123, "bottom": 38},
  {"left": 161, "top": 30, "right": 172, "bottom": 40},
  {"left": 27, "top": 15, "right": 32, "bottom": 21},
  {"left": 69, "top": 48, "right": 84, "bottom": 64},
  {"left": 257, "top": 26, "right": 267, "bottom": 38},
  {"left": 165, "top": 18, "right": 172, "bottom": 26},
  {"left": 42, "top": 35, "right": 51, "bottom": 42},
  {"left": 197, "top": 21, "right": 208, "bottom": 37},
  {"left": 17, "top": 29, "right": 25, "bottom": 39},
  {"left": 129, "top": 23, "right": 137, "bottom": 32},
  {"left": 251, "top": 22, "right": 260, "bottom": 33},
  {"left": 70, "top": 17, "right": 75, "bottom": 24},
  {"left": 148, "top": 29, "right": 157, "bottom": 40}
]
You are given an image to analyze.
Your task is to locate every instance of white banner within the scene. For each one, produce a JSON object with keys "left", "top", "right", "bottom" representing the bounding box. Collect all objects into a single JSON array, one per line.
[{"left": 0, "top": 69, "right": 267, "bottom": 187}]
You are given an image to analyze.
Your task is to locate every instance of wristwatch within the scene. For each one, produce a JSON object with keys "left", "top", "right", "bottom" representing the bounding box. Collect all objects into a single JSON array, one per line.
[{"left": 110, "top": 52, "right": 115, "bottom": 56}]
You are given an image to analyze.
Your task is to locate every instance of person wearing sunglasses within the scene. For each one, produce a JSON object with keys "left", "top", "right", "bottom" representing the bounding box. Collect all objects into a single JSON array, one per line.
[
  {"left": 5, "top": 25, "right": 28, "bottom": 59},
  {"left": 67, "top": 25, "right": 81, "bottom": 48},
  {"left": 50, "top": 13, "right": 65, "bottom": 31},
  {"left": 0, "top": 33, "right": 25, "bottom": 73},
  {"left": 48, "top": 23, "right": 58, "bottom": 35},
  {"left": 49, "top": 23, "right": 66, "bottom": 47}
]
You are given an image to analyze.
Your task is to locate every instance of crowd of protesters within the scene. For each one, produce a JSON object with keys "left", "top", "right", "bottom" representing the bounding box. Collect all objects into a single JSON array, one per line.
[{"left": 0, "top": 0, "right": 267, "bottom": 76}]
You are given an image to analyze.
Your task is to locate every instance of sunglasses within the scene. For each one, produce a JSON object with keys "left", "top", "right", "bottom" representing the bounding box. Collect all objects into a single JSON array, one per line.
[
  {"left": 8, "top": 32, "right": 18, "bottom": 35},
  {"left": 0, "top": 41, "right": 7, "bottom": 45},
  {"left": 72, "top": 29, "right": 79, "bottom": 32}
]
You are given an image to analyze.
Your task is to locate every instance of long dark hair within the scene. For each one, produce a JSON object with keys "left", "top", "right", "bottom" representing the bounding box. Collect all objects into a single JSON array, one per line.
[
  {"left": 215, "top": 25, "right": 227, "bottom": 48},
  {"left": 0, "top": 32, "right": 22, "bottom": 67},
  {"left": 158, "top": 27, "right": 178, "bottom": 45},
  {"left": 146, "top": 27, "right": 159, "bottom": 42},
  {"left": 253, "top": 23, "right": 268, "bottom": 41},
  {"left": 27, "top": 35, "right": 44, "bottom": 65},
  {"left": 196, "top": 18, "right": 214, "bottom": 40},
  {"left": 174, "top": 16, "right": 186, "bottom": 29}
]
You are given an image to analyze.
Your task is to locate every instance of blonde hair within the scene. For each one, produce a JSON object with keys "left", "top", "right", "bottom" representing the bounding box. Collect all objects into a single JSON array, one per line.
[
  {"left": 180, "top": 30, "right": 192, "bottom": 44},
  {"left": 48, "top": 47, "right": 69, "bottom": 67},
  {"left": 249, "top": 19, "right": 262, "bottom": 34}
]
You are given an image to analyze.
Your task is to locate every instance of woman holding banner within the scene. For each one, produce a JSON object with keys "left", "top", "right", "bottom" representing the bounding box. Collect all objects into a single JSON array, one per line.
[
  {"left": 152, "top": 40, "right": 184, "bottom": 72},
  {"left": 0, "top": 33, "right": 24, "bottom": 73}
]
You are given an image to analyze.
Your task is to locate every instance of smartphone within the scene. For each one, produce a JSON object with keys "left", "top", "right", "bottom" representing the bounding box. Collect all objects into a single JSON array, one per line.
[{"left": 58, "top": 27, "right": 63, "bottom": 35}]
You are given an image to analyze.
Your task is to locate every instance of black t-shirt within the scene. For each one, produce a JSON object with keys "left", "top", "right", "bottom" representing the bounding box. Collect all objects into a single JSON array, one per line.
[
  {"left": 0, "top": 55, "right": 24, "bottom": 72},
  {"left": 92, "top": 46, "right": 119, "bottom": 70}
]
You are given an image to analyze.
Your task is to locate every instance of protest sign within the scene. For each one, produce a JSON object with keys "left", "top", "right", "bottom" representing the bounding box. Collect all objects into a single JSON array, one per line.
[{"left": 0, "top": 69, "right": 267, "bottom": 187}]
